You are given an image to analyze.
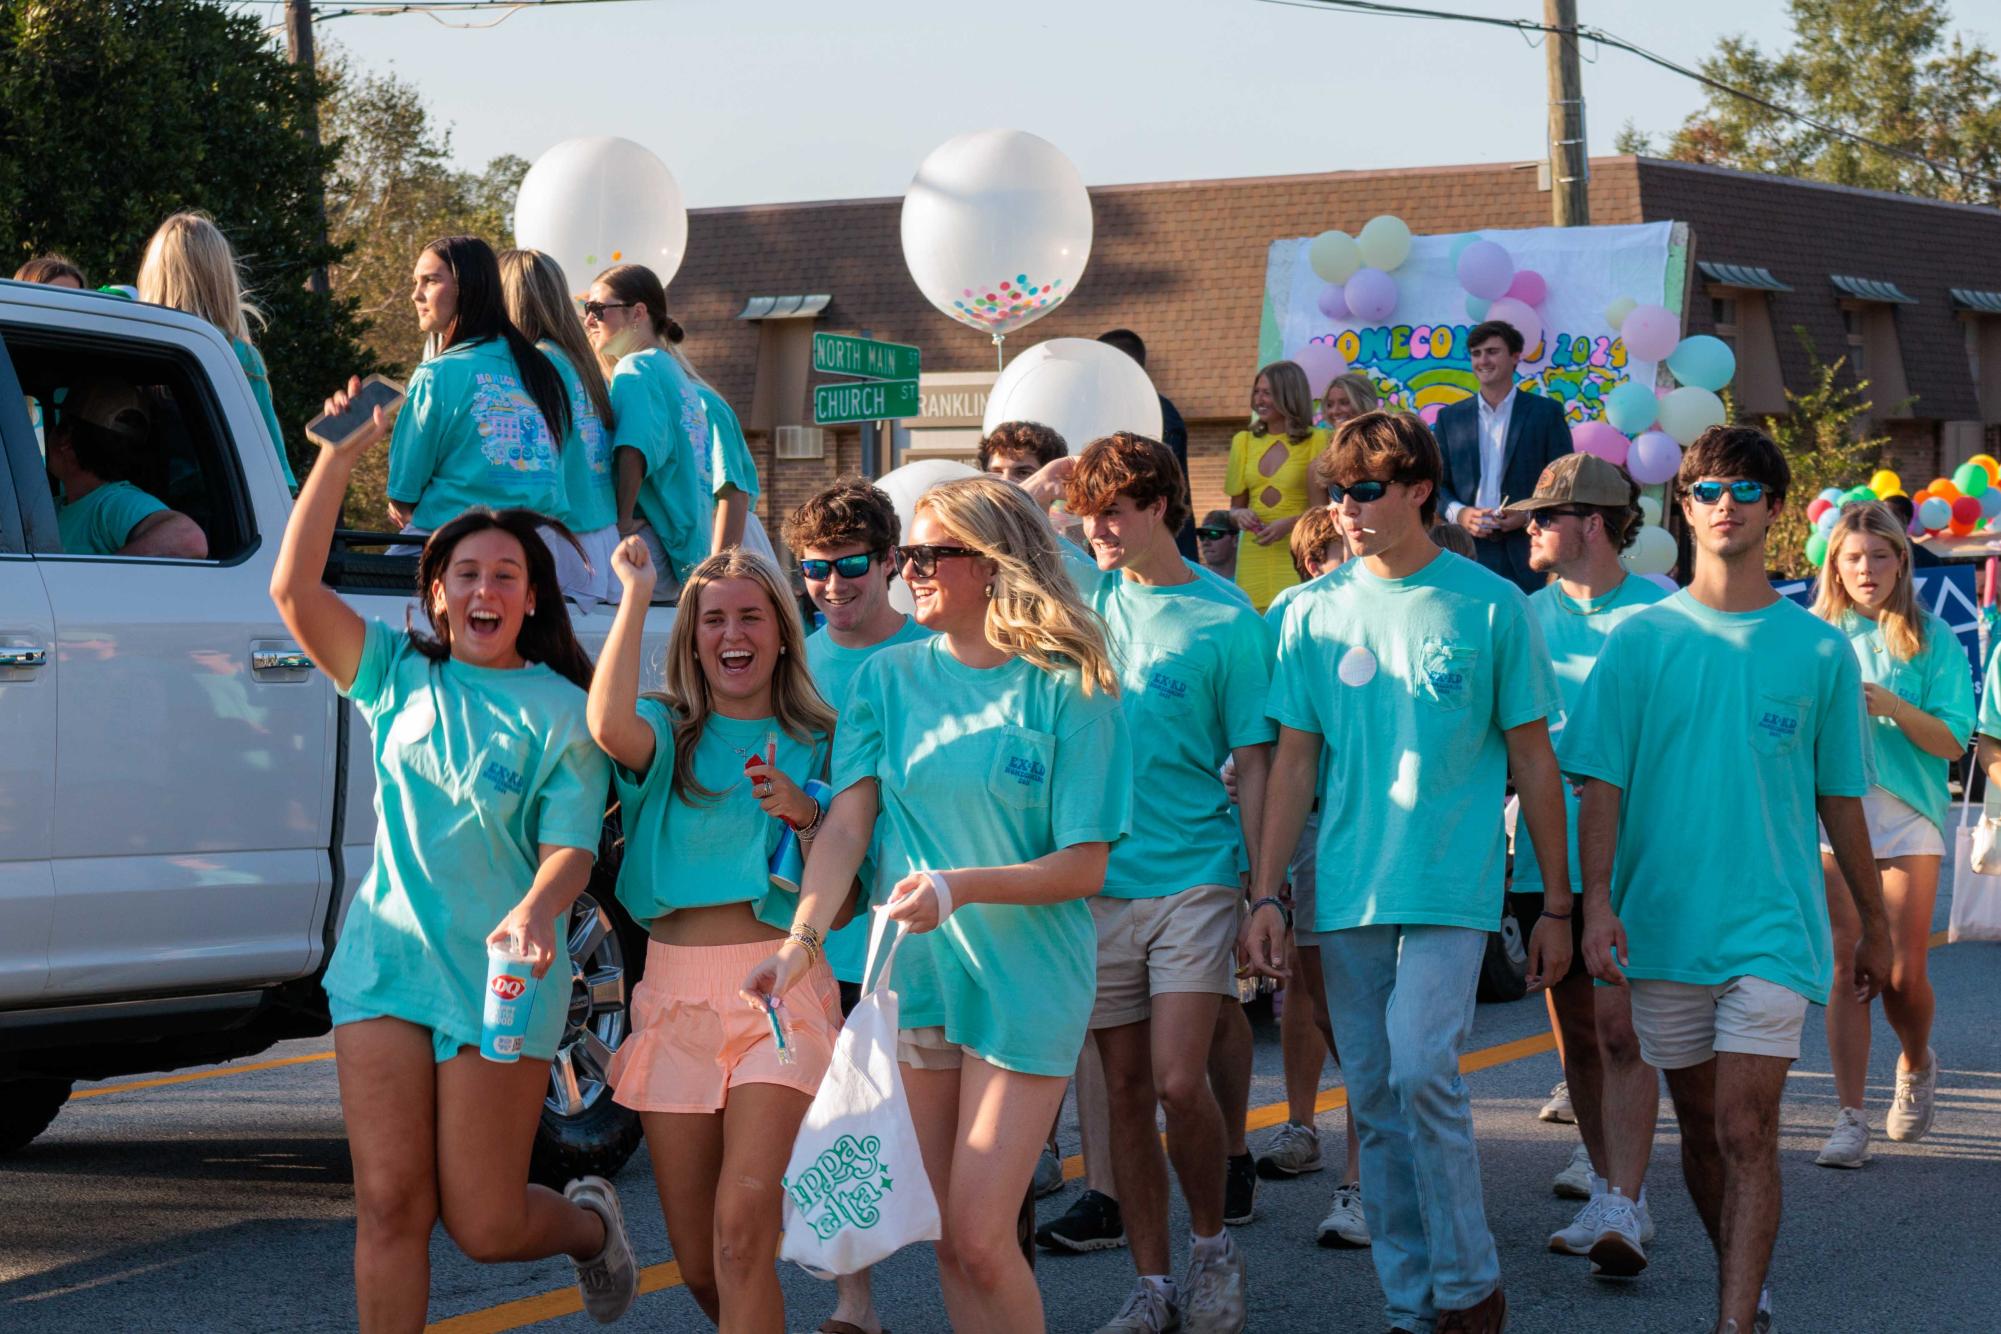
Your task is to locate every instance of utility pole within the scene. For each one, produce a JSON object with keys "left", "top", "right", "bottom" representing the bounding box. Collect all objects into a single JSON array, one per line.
[
  {"left": 284, "top": 0, "right": 331, "bottom": 296},
  {"left": 1545, "top": 0, "right": 1589, "bottom": 226}
]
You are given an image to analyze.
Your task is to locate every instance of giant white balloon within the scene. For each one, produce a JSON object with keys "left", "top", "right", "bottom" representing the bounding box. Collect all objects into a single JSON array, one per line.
[
  {"left": 515, "top": 137, "right": 688, "bottom": 298},
  {"left": 876, "top": 459, "right": 981, "bottom": 614},
  {"left": 901, "top": 129, "right": 1092, "bottom": 338},
  {"left": 981, "top": 338, "right": 1162, "bottom": 453}
]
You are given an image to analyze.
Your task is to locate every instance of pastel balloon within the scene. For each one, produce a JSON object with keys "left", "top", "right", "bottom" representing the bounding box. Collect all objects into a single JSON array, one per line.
[
  {"left": 1605, "top": 296, "right": 1638, "bottom": 330},
  {"left": 1641, "top": 572, "right": 1677, "bottom": 592},
  {"left": 1356, "top": 215, "right": 1413, "bottom": 271},
  {"left": 1919, "top": 496, "right": 1952, "bottom": 530},
  {"left": 1316, "top": 284, "right": 1351, "bottom": 320},
  {"left": 1289, "top": 339, "right": 1348, "bottom": 391},
  {"left": 1953, "top": 495, "right": 1983, "bottom": 526},
  {"left": 1622, "top": 524, "right": 1677, "bottom": 577},
  {"left": 1627, "top": 430, "right": 1683, "bottom": 486},
  {"left": 1869, "top": 469, "right": 1902, "bottom": 496},
  {"left": 1981, "top": 488, "right": 2001, "bottom": 519},
  {"left": 1844, "top": 486, "right": 1877, "bottom": 506},
  {"left": 1505, "top": 269, "right": 1548, "bottom": 306},
  {"left": 1457, "top": 240, "right": 1514, "bottom": 301},
  {"left": 1818, "top": 487, "right": 1845, "bottom": 505},
  {"left": 1344, "top": 267, "right": 1399, "bottom": 322},
  {"left": 901, "top": 128, "right": 1093, "bottom": 337},
  {"left": 874, "top": 458, "right": 982, "bottom": 613},
  {"left": 1620, "top": 304, "right": 1681, "bottom": 363},
  {"left": 1484, "top": 297, "right": 1542, "bottom": 358},
  {"left": 1466, "top": 295, "right": 1491, "bottom": 321},
  {"left": 1806, "top": 498, "right": 1833, "bottom": 523},
  {"left": 514, "top": 136, "right": 688, "bottom": 298},
  {"left": 1639, "top": 494, "right": 1662, "bottom": 526},
  {"left": 1954, "top": 462, "right": 1990, "bottom": 497},
  {"left": 982, "top": 337, "right": 1162, "bottom": 456},
  {"left": 1309, "top": 230, "right": 1363, "bottom": 284},
  {"left": 1666, "top": 334, "right": 1737, "bottom": 391},
  {"left": 1908, "top": 510, "right": 1929, "bottom": 537},
  {"left": 1815, "top": 507, "right": 1839, "bottom": 534},
  {"left": 1805, "top": 532, "right": 1829, "bottom": 567},
  {"left": 1449, "top": 234, "right": 1480, "bottom": 265},
  {"left": 1573, "top": 420, "right": 1631, "bottom": 466},
  {"left": 1657, "top": 387, "right": 1726, "bottom": 446},
  {"left": 1604, "top": 382, "right": 1659, "bottom": 435}
]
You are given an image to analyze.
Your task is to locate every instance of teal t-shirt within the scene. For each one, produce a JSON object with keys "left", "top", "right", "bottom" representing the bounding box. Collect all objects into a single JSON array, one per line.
[
  {"left": 387, "top": 338, "right": 566, "bottom": 531},
  {"left": 1266, "top": 549, "right": 1561, "bottom": 932},
  {"left": 805, "top": 616, "right": 933, "bottom": 983},
  {"left": 700, "top": 385, "right": 759, "bottom": 501},
  {"left": 1514, "top": 575, "right": 1669, "bottom": 896},
  {"left": 1559, "top": 592, "right": 1870, "bottom": 1004},
  {"left": 1074, "top": 564, "right": 1275, "bottom": 896},
  {"left": 1834, "top": 608, "right": 1972, "bottom": 836},
  {"left": 540, "top": 341, "right": 616, "bottom": 535},
  {"left": 1976, "top": 634, "right": 2001, "bottom": 743},
  {"left": 325, "top": 620, "right": 610, "bottom": 1060},
  {"left": 834, "top": 639, "right": 1133, "bottom": 1075},
  {"left": 58, "top": 479, "right": 166, "bottom": 555},
  {"left": 611, "top": 701, "right": 830, "bottom": 931},
  {"left": 234, "top": 338, "right": 297, "bottom": 490},
  {"left": 608, "top": 347, "right": 709, "bottom": 580}
]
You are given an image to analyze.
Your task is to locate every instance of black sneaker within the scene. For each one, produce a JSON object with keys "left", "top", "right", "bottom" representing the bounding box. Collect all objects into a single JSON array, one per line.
[
  {"left": 1224, "top": 1151, "right": 1258, "bottom": 1226},
  {"left": 1034, "top": 1188, "right": 1127, "bottom": 1253}
]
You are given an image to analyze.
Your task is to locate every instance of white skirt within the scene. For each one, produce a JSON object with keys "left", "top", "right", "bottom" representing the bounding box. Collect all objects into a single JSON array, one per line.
[{"left": 1820, "top": 787, "right": 1945, "bottom": 860}]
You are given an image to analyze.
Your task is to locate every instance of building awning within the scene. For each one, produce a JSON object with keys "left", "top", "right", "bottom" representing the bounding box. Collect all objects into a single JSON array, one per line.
[
  {"left": 1950, "top": 288, "right": 2001, "bottom": 315},
  {"left": 736, "top": 294, "right": 831, "bottom": 321},
  {"left": 1698, "top": 262, "right": 1791, "bottom": 292},
  {"left": 1830, "top": 275, "right": 1917, "bottom": 305}
]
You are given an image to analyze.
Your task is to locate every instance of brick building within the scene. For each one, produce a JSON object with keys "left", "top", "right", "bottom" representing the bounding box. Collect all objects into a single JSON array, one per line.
[{"left": 665, "top": 155, "right": 2001, "bottom": 544}]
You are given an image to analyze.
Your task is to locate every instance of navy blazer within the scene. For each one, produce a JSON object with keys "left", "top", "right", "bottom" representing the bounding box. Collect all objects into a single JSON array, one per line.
[{"left": 1432, "top": 390, "right": 1574, "bottom": 593}]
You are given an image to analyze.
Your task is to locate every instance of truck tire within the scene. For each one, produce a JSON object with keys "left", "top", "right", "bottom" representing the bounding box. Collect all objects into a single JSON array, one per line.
[
  {"left": 0, "top": 1078, "right": 74, "bottom": 1154},
  {"left": 1477, "top": 894, "right": 1541, "bottom": 1004}
]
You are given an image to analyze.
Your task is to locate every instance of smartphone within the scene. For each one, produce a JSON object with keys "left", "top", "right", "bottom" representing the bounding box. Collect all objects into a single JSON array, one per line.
[{"left": 305, "top": 374, "right": 405, "bottom": 450}]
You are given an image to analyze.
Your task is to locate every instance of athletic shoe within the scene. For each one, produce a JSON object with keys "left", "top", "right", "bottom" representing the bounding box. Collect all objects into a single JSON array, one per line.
[
  {"left": 1585, "top": 1190, "right": 1647, "bottom": 1278},
  {"left": 1548, "top": 1193, "right": 1613, "bottom": 1256},
  {"left": 563, "top": 1176, "right": 639, "bottom": 1324},
  {"left": 1635, "top": 1189, "right": 1654, "bottom": 1245},
  {"left": 1036, "top": 1188, "right": 1127, "bottom": 1253},
  {"left": 1552, "top": 1143, "right": 1596, "bottom": 1199},
  {"left": 1223, "top": 1152, "right": 1258, "bottom": 1226},
  {"left": 1885, "top": 1048, "right": 1938, "bottom": 1142},
  {"left": 1180, "top": 1237, "right": 1247, "bottom": 1334},
  {"left": 1093, "top": 1278, "right": 1180, "bottom": 1333},
  {"left": 1539, "top": 1080, "right": 1575, "bottom": 1124},
  {"left": 1034, "top": 1145, "right": 1066, "bottom": 1198},
  {"left": 1815, "top": 1107, "right": 1871, "bottom": 1168},
  {"left": 1254, "top": 1122, "right": 1324, "bottom": 1179},
  {"left": 1316, "top": 1181, "right": 1370, "bottom": 1247}
]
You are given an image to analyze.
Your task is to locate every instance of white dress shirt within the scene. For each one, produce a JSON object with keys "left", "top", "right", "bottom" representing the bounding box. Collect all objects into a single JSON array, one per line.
[{"left": 1446, "top": 388, "right": 1517, "bottom": 523}]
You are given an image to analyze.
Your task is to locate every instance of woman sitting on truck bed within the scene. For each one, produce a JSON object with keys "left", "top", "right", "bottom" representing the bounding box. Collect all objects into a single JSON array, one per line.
[{"left": 269, "top": 379, "right": 640, "bottom": 1329}]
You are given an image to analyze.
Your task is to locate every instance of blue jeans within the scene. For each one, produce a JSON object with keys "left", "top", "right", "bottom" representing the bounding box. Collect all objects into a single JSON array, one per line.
[{"left": 1319, "top": 924, "right": 1498, "bottom": 1331}]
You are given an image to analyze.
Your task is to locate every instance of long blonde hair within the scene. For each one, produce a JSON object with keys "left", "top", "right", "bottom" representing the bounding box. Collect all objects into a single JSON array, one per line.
[
  {"left": 498, "top": 248, "right": 614, "bottom": 428},
  {"left": 1812, "top": 502, "right": 1926, "bottom": 660},
  {"left": 1322, "top": 370, "right": 1381, "bottom": 419},
  {"left": 1251, "top": 360, "right": 1315, "bottom": 442},
  {"left": 916, "top": 476, "right": 1119, "bottom": 696},
  {"left": 137, "top": 212, "right": 261, "bottom": 343},
  {"left": 653, "top": 549, "right": 836, "bottom": 806}
]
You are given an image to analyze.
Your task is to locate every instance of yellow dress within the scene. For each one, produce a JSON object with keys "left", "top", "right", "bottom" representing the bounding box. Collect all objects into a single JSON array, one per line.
[{"left": 1226, "top": 426, "right": 1329, "bottom": 611}]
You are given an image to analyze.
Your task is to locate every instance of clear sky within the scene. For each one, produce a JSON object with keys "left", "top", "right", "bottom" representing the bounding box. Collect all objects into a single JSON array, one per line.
[{"left": 298, "top": 0, "right": 1998, "bottom": 209}]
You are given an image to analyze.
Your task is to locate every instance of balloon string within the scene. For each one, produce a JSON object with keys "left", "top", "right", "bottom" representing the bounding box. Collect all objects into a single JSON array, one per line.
[{"left": 993, "top": 332, "right": 1004, "bottom": 371}]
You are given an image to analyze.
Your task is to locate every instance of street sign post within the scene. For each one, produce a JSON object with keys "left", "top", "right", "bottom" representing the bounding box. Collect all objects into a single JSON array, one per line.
[
  {"left": 812, "top": 332, "right": 923, "bottom": 442},
  {"left": 814, "top": 378, "right": 921, "bottom": 425},
  {"left": 812, "top": 332, "right": 921, "bottom": 382}
]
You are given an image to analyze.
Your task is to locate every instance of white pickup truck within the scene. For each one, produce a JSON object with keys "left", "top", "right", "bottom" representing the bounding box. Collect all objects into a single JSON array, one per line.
[{"left": 0, "top": 281, "right": 675, "bottom": 1182}]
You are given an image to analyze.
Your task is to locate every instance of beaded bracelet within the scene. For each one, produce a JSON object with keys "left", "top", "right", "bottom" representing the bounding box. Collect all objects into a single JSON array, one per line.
[{"left": 787, "top": 923, "right": 824, "bottom": 963}]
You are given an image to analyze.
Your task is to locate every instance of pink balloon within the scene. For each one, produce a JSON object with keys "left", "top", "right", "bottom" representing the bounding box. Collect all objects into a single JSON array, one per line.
[
  {"left": 1484, "top": 297, "right": 1542, "bottom": 359},
  {"left": 1621, "top": 304, "right": 1680, "bottom": 363},
  {"left": 1419, "top": 403, "right": 1442, "bottom": 425},
  {"left": 1344, "top": 267, "right": 1398, "bottom": 322},
  {"left": 1505, "top": 269, "right": 1547, "bottom": 305},
  {"left": 1289, "top": 339, "right": 1347, "bottom": 390},
  {"left": 1316, "top": 284, "right": 1351, "bottom": 320},
  {"left": 1457, "top": 240, "right": 1514, "bottom": 300},
  {"left": 1573, "top": 420, "right": 1630, "bottom": 466},
  {"left": 1627, "top": 429, "right": 1682, "bottom": 485}
]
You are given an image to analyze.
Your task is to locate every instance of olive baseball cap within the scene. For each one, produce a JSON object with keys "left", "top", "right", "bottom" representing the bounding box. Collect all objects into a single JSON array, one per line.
[{"left": 1503, "top": 452, "right": 1635, "bottom": 513}]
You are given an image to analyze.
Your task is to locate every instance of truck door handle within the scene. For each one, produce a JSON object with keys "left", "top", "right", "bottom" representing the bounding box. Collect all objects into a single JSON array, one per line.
[
  {"left": 0, "top": 644, "right": 48, "bottom": 668},
  {"left": 252, "top": 647, "right": 314, "bottom": 672}
]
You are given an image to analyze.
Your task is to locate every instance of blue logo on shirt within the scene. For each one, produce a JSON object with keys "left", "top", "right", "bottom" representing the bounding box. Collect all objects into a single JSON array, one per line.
[
  {"left": 1428, "top": 667, "right": 1466, "bottom": 694},
  {"left": 1147, "top": 668, "right": 1190, "bottom": 701},
  {"left": 1755, "top": 709, "right": 1799, "bottom": 745},
  {"left": 482, "top": 760, "right": 526, "bottom": 796},
  {"left": 1003, "top": 756, "right": 1048, "bottom": 787}
]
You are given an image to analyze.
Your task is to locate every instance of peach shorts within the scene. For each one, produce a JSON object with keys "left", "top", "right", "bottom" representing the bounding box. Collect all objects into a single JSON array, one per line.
[{"left": 608, "top": 938, "right": 841, "bottom": 1114}]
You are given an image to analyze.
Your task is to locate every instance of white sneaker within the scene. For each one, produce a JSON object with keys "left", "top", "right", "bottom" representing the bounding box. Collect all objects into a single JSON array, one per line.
[
  {"left": 1586, "top": 1189, "right": 1647, "bottom": 1278},
  {"left": 1094, "top": 1278, "right": 1180, "bottom": 1333},
  {"left": 1254, "top": 1121, "right": 1323, "bottom": 1178},
  {"left": 1549, "top": 1193, "right": 1613, "bottom": 1256},
  {"left": 1552, "top": 1143, "right": 1596, "bottom": 1199},
  {"left": 1815, "top": 1106, "right": 1871, "bottom": 1168},
  {"left": 1885, "top": 1048, "right": 1938, "bottom": 1142},
  {"left": 1635, "top": 1188, "right": 1655, "bottom": 1245},
  {"left": 1315, "top": 1181, "right": 1370, "bottom": 1247},
  {"left": 1540, "top": 1080, "right": 1576, "bottom": 1123},
  {"left": 1180, "top": 1238, "right": 1246, "bottom": 1334}
]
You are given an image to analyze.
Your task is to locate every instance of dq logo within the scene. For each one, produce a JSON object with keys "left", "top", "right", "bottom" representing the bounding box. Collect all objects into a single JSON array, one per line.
[{"left": 490, "top": 974, "right": 527, "bottom": 1001}]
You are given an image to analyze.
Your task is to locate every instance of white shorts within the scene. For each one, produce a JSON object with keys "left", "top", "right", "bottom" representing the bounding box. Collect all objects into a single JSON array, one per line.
[
  {"left": 1627, "top": 975, "right": 1809, "bottom": 1069},
  {"left": 1819, "top": 787, "right": 1945, "bottom": 860},
  {"left": 544, "top": 523, "right": 618, "bottom": 605}
]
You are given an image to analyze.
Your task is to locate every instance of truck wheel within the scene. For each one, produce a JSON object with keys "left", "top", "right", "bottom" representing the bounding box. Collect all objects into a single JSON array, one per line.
[
  {"left": 528, "top": 887, "right": 648, "bottom": 1189},
  {"left": 1477, "top": 894, "right": 1539, "bottom": 1004},
  {"left": 0, "top": 1078, "right": 74, "bottom": 1154}
]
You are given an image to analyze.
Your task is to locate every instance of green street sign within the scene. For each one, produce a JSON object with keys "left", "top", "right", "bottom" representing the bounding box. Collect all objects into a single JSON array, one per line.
[
  {"left": 814, "top": 378, "right": 920, "bottom": 425},
  {"left": 813, "top": 332, "right": 921, "bottom": 382}
]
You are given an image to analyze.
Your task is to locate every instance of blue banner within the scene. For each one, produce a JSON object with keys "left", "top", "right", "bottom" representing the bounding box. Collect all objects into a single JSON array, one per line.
[{"left": 1775, "top": 564, "right": 1988, "bottom": 691}]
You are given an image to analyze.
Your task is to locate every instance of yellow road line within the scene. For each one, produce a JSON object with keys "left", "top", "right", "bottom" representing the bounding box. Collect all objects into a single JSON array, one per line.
[{"left": 70, "top": 1051, "right": 336, "bottom": 1100}]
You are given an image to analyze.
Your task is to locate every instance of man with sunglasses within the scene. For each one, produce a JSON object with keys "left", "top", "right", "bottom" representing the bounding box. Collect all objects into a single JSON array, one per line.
[
  {"left": 1560, "top": 426, "right": 1891, "bottom": 1334},
  {"left": 1196, "top": 509, "right": 1240, "bottom": 582},
  {"left": 1243, "top": 411, "right": 1571, "bottom": 1334},
  {"left": 1495, "top": 454, "right": 1668, "bottom": 1274}
]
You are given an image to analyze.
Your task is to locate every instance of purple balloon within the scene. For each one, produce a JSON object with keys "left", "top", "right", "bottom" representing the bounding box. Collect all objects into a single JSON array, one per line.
[
  {"left": 1457, "top": 240, "right": 1514, "bottom": 301},
  {"left": 1316, "top": 283, "right": 1351, "bottom": 320},
  {"left": 1289, "top": 339, "right": 1347, "bottom": 390},
  {"left": 1627, "top": 430, "right": 1683, "bottom": 485},
  {"left": 1908, "top": 510, "right": 1929, "bottom": 537},
  {"left": 1621, "top": 304, "right": 1680, "bottom": 363},
  {"left": 1641, "top": 573, "right": 1677, "bottom": 593},
  {"left": 1344, "top": 267, "right": 1398, "bottom": 322},
  {"left": 1573, "top": 420, "right": 1630, "bottom": 466},
  {"left": 1505, "top": 269, "right": 1547, "bottom": 306}
]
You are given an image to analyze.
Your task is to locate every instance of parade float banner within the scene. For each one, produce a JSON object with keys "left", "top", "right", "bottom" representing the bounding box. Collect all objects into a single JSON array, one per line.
[{"left": 1259, "top": 222, "right": 1677, "bottom": 427}]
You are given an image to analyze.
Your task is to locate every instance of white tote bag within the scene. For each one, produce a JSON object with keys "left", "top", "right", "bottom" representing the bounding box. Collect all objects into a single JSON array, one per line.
[
  {"left": 1952, "top": 797, "right": 2001, "bottom": 942},
  {"left": 779, "top": 909, "right": 942, "bottom": 1276}
]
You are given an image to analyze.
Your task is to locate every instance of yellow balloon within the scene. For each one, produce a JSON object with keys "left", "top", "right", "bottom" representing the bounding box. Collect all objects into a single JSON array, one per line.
[{"left": 1869, "top": 469, "right": 1902, "bottom": 496}]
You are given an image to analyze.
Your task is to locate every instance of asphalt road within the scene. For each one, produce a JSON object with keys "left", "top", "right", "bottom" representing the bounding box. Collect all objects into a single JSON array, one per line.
[{"left": 4, "top": 891, "right": 1998, "bottom": 1334}]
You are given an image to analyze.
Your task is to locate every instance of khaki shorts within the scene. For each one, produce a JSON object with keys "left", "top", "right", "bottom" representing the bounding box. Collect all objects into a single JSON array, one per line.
[
  {"left": 898, "top": 1024, "right": 964, "bottom": 1070},
  {"left": 1628, "top": 975, "right": 1809, "bottom": 1070},
  {"left": 1088, "top": 884, "right": 1242, "bottom": 1030}
]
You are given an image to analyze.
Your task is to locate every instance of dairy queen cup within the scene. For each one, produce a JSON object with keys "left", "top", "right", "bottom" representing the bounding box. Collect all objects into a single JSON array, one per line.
[{"left": 481, "top": 935, "right": 539, "bottom": 1063}]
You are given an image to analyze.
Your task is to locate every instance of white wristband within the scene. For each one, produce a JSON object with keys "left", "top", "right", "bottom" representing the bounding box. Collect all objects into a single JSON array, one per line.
[{"left": 927, "top": 871, "right": 955, "bottom": 923}]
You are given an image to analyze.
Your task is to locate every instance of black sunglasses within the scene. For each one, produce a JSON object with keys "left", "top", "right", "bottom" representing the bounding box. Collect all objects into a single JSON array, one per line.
[
  {"left": 1326, "top": 479, "right": 1400, "bottom": 504},
  {"left": 1527, "top": 507, "right": 1589, "bottom": 525},
  {"left": 799, "top": 549, "right": 890, "bottom": 580},
  {"left": 1688, "top": 479, "right": 1770, "bottom": 505},
  {"left": 1195, "top": 526, "right": 1234, "bottom": 541},
  {"left": 898, "top": 544, "right": 981, "bottom": 578},
  {"left": 581, "top": 300, "right": 635, "bottom": 322}
]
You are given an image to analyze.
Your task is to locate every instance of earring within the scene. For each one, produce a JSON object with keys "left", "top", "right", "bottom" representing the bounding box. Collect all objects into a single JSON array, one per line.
[
  {"left": 780, "top": 645, "right": 787, "bottom": 655},
  {"left": 984, "top": 583, "right": 995, "bottom": 600}
]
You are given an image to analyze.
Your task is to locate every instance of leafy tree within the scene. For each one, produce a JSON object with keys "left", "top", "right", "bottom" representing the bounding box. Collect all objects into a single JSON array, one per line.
[
  {"left": 0, "top": 0, "right": 376, "bottom": 481},
  {"left": 1761, "top": 329, "right": 1897, "bottom": 578},
  {"left": 1650, "top": 0, "right": 2001, "bottom": 204}
]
